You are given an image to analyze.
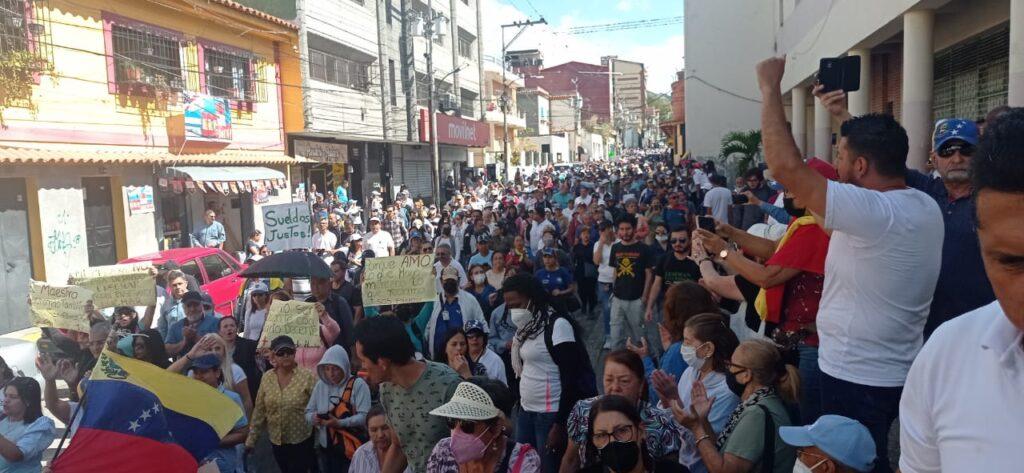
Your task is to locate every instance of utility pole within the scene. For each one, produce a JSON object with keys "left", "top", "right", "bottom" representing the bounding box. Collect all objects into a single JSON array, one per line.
[
  {"left": 422, "top": 11, "right": 446, "bottom": 205},
  {"left": 500, "top": 18, "right": 546, "bottom": 182}
]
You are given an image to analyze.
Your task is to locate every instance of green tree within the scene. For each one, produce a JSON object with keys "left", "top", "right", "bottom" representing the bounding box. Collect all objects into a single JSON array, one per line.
[
  {"left": 720, "top": 130, "right": 762, "bottom": 175},
  {"left": 646, "top": 93, "right": 672, "bottom": 122}
]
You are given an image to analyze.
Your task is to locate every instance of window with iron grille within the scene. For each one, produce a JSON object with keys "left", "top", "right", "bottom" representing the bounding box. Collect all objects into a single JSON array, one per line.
[
  {"left": 204, "top": 48, "right": 253, "bottom": 101},
  {"left": 460, "top": 89, "right": 477, "bottom": 117},
  {"left": 310, "top": 48, "right": 370, "bottom": 91},
  {"left": 0, "top": 0, "right": 28, "bottom": 54},
  {"left": 111, "top": 23, "right": 184, "bottom": 91},
  {"left": 933, "top": 25, "right": 1009, "bottom": 122}
]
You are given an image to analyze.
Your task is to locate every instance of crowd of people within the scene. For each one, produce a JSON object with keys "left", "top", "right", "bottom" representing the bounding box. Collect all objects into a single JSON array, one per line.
[{"left": 2, "top": 54, "right": 1022, "bottom": 473}]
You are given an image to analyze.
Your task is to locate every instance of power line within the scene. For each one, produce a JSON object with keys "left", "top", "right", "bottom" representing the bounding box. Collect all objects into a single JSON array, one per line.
[{"left": 567, "top": 16, "right": 683, "bottom": 34}]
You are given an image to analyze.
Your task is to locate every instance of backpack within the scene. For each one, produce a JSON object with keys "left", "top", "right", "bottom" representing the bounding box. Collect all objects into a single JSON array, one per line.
[
  {"left": 326, "top": 377, "right": 368, "bottom": 459},
  {"left": 543, "top": 314, "right": 597, "bottom": 399}
]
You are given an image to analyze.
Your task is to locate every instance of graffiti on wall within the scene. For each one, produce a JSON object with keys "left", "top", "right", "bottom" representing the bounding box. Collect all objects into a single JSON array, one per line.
[{"left": 46, "top": 210, "right": 82, "bottom": 256}]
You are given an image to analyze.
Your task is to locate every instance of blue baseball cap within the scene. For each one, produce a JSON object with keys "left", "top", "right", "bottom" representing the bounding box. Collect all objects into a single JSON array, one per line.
[
  {"left": 932, "top": 118, "right": 979, "bottom": 149},
  {"left": 779, "top": 415, "right": 876, "bottom": 472},
  {"left": 464, "top": 320, "right": 488, "bottom": 335},
  {"left": 191, "top": 354, "right": 222, "bottom": 370}
]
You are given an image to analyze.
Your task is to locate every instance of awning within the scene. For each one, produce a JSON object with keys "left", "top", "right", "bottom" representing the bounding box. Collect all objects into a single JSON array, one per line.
[
  {"left": 0, "top": 146, "right": 308, "bottom": 165},
  {"left": 160, "top": 166, "right": 288, "bottom": 196}
]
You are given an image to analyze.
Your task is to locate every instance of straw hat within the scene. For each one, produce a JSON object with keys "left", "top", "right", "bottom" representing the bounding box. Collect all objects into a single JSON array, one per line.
[{"left": 429, "top": 382, "right": 499, "bottom": 420}]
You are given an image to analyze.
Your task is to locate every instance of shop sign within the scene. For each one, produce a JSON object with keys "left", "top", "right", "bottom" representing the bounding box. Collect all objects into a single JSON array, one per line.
[
  {"left": 262, "top": 202, "right": 312, "bottom": 251},
  {"left": 294, "top": 140, "right": 348, "bottom": 164},
  {"left": 431, "top": 113, "right": 490, "bottom": 148},
  {"left": 126, "top": 186, "right": 155, "bottom": 215},
  {"left": 183, "top": 93, "right": 233, "bottom": 142}
]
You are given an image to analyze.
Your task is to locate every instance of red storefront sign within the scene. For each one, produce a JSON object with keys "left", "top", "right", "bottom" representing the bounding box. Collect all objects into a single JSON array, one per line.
[{"left": 419, "top": 110, "right": 490, "bottom": 148}]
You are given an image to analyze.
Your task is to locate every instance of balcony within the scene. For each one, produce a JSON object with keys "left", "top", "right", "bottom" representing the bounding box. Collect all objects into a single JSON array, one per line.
[{"left": 483, "top": 101, "right": 527, "bottom": 128}]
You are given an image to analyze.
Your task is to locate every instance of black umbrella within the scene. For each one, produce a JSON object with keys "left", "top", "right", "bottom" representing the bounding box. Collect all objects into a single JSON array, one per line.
[{"left": 240, "top": 251, "right": 331, "bottom": 279}]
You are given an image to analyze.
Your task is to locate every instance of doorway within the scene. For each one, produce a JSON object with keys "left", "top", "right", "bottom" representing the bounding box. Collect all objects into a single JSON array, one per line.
[
  {"left": 0, "top": 178, "right": 33, "bottom": 332},
  {"left": 82, "top": 177, "right": 117, "bottom": 266}
]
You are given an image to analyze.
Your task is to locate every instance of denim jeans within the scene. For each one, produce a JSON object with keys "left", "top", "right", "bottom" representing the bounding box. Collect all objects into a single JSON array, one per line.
[
  {"left": 515, "top": 409, "right": 560, "bottom": 473},
  {"left": 820, "top": 372, "right": 902, "bottom": 473},
  {"left": 797, "top": 345, "right": 822, "bottom": 425},
  {"left": 596, "top": 282, "right": 613, "bottom": 336}
]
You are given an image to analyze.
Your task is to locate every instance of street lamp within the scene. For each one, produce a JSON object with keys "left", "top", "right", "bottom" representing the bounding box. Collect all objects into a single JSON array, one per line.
[{"left": 500, "top": 17, "right": 546, "bottom": 182}]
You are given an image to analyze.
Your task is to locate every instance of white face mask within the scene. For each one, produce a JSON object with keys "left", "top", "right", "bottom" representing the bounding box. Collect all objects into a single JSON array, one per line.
[
  {"left": 509, "top": 308, "right": 532, "bottom": 328},
  {"left": 472, "top": 274, "right": 486, "bottom": 285},
  {"left": 680, "top": 342, "right": 708, "bottom": 371},
  {"left": 793, "top": 458, "right": 827, "bottom": 473},
  {"left": 655, "top": 235, "right": 668, "bottom": 242}
]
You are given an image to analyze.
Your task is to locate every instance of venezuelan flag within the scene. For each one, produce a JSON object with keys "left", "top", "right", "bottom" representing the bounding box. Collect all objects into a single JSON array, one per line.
[{"left": 51, "top": 350, "right": 243, "bottom": 472}]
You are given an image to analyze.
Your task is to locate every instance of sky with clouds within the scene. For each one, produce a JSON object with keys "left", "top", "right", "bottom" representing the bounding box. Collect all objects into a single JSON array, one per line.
[{"left": 478, "top": 0, "right": 685, "bottom": 94}]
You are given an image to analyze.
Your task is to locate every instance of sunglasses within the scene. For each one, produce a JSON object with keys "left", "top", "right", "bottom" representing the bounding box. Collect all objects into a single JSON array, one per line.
[
  {"left": 446, "top": 419, "right": 483, "bottom": 434},
  {"left": 937, "top": 143, "right": 975, "bottom": 158},
  {"left": 670, "top": 238, "right": 689, "bottom": 244},
  {"left": 274, "top": 348, "right": 296, "bottom": 357}
]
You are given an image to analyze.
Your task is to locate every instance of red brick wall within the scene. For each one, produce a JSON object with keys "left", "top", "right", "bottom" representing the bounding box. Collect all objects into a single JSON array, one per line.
[
  {"left": 869, "top": 48, "right": 903, "bottom": 121},
  {"left": 671, "top": 78, "right": 685, "bottom": 122},
  {"left": 525, "top": 62, "right": 612, "bottom": 122}
]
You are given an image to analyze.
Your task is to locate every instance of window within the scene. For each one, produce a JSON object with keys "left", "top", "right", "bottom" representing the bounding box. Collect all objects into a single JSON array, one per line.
[
  {"left": 180, "top": 259, "right": 204, "bottom": 285},
  {"left": 388, "top": 59, "right": 397, "bottom": 106},
  {"left": 310, "top": 48, "right": 370, "bottom": 91},
  {"left": 460, "top": 89, "right": 477, "bottom": 117},
  {"left": 111, "top": 23, "right": 184, "bottom": 91},
  {"left": 933, "top": 25, "right": 1009, "bottom": 121},
  {"left": 200, "top": 254, "right": 232, "bottom": 281},
  {"left": 204, "top": 47, "right": 254, "bottom": 101},
  {"left": 0, "top": 0, "right": 27, "bottom": 54},
  {"left": 458, "top": 36, "right": 474, "bottom": 59}
]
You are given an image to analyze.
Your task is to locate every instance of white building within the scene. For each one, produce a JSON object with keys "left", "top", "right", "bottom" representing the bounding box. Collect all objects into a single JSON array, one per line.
[{"left": 685, "top": 0, "right": 1019, "bottom": 170}]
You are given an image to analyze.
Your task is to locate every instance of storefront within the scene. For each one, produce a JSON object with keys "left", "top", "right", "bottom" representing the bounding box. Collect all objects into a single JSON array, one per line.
[
  {"left": 423, "top": 112, "right": 490, "bottom": 200},
  {"left": 157, "top": 166, "right": 292, "bottom": 253},
  {"left": 291, "top": 138, "right": 349, "bottom": 202}
]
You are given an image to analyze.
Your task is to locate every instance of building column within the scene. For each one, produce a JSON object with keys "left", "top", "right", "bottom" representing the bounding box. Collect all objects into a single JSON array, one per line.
[
  {"left": 814, "top": 93, "right": 832, "bottom": 161},
  {"left": 791, "top": 85, "right": 808, "bottom": 158},
  {"left": 1009, "top": 0, "right": 1024, "bottom": 105},
  {"left": 848, "top": 48, "right": 872, "bottom": 116},
  {"left": 902, "top": 10, "right": 935, "bottom": 171}
]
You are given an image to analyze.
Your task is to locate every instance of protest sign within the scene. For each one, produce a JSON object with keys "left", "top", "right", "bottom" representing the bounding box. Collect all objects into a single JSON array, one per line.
[
  {"left": 362, "top": 254, "right": 436, "bottom": 306},
  {"left": 30, "top": 280, "right": 93, "bottom": 333},
  {"left": 257, "top": 300, "right": 321, "bottom": 348},
  {"left": 262, "top": 202, "right": 312, "bottom": 251},
  {"left": 71, "top": 263, "right": 156, "bottom": 309}
]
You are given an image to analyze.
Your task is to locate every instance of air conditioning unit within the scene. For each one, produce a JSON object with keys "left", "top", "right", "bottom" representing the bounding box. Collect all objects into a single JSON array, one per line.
[{"left": 438, "top": 94, "right": 458, "bottom": 113}]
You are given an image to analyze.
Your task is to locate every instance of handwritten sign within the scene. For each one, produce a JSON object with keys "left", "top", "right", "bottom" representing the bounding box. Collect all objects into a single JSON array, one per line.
[
  {"left": 362, "top": 254, "right": 436, "bottom": 306},
  {"left": 262, "top": 202, "right": 312, "bottom": 251},
  {"left": 257, "top": 301, "right": 321, "bottom": 348},
  {"left": 71, "top": 263, "right": 157, "bottom": 309},
  {"left": 29, "top": 281, "right": 93, "bottom": 333}
]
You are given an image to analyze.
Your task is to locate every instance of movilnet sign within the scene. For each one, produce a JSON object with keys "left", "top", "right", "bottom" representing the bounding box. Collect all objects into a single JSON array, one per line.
[{"left": 422, "top": 113, "right": 490, "bottom": 148}]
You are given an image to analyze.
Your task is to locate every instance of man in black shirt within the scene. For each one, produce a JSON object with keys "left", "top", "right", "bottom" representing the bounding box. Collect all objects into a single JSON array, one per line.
[
  {"left": 307, "top": 276, "right": 356, "bottom": 349},
  {"left": 329, "top": 259, "right": 364, "bottom": 323},
  {"left": 645, "top": 225, "right": 702, "bottom": 322},
  {"left": 608, "top": 214, "right": 654, "bottom": 350}
]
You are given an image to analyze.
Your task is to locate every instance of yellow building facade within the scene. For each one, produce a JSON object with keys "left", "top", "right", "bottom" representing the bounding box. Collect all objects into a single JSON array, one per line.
[{"left": 0, "top": 0, "right": 303, "bottom": 331}]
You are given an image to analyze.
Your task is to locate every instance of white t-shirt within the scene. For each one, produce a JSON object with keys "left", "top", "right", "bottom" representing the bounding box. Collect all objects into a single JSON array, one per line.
[
  {"left": 474, "top": 348, "right": 508, "bottom": 386},
  {"left": 594, "top": 241, "right": 617, "bottom": 283},
  {"left": 364, "top": 230, "right": 395, "bottom": 257},
  {"left": 574, "top": 195, "right": 593, "bottom": 208},
  {"left": 702, "top": 186, "right": 732, "bottom": 223},
  {"left": 899, "top": 301, "right": 1024, "bottom": 473},
  {"left": 528, "top": 220, "right": 556, "bottom": 253},
  {"left": 312, "top": 231, "right": 337, "bottom": 251},
  {"left": 245, "top": 308, "right": 268, "bottom": 341},
  {"left": 818, "top": 181, "right": 943, "bottom": 387},
  {"left": 519, "top": 318, "right": 574, "bottom": 413},
  {"left": 692, "top": 168, "right": 712, "bottom": 190}
]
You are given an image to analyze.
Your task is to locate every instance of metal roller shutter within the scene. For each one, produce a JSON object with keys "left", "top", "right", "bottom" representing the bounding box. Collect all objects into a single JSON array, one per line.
[
  {"left": 933, "top": 24, "right": 1009, "bottom": 121},
  {"left": 402, "top": 161, "right": 433, "bottom": 200}
]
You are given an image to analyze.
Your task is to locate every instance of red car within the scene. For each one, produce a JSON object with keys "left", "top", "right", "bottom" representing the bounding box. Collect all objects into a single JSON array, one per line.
[{"left": 119, "top": 248, "right": 247, "bottom": 316}]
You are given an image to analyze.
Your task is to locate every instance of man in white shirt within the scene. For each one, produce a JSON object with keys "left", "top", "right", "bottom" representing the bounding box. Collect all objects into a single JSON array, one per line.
[
  {"left": 756, "top": 57, "right": 944, "bottom": 473},
  {"left": 433, "top": 243, "right": 467, "bottom": 293},
  {"left": 312, "top": 217, "right": 339, "bottom": 256},
  {"left": 527, "top": 205, "right": 555, "bottom": 253},
  {"left": 899, "top": 108, "right": 1024, "bottom": 473},
  {"left": 574, "top": 185, "right": 594, "bottom": 208},
  {"left": 363, "top": 216, "right": 395, "bottom": 256},
  {"left": 702, "top": 174, "right": 732, "bottom": 223}
]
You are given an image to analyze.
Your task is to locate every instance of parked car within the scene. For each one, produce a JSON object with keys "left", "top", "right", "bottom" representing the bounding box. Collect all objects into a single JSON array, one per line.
[{"left": 120, "top": 248, "right": 247, "bottom": 316}]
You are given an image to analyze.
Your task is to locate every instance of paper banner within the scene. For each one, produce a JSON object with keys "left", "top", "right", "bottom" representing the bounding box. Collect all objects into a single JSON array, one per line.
[
  {"left": 194, "top": 180, "right": 206, "bottom": 193},
  {"left": 262, "top": 202, "right": 312, "bottom": 251},
  {"left": 70, "top": 263, "right": 157, "bottom": 309},
  {"left": 257, "top": 300, "right": 321, "bottom": 348},
  {"left": 29, "top": 280, "right": 93, "bottom": 333},
  {"left": 172, "top": 180, "right": 184, "bottom": 194},
  {"left": 228, "top": 182, "right": 239, "bottom": 194},
  {"left": 362, "top": 254, "right": 436, "bottom": 306},
  {"left": 158, "top": 177, "right": 168, "bottom": 189}
]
